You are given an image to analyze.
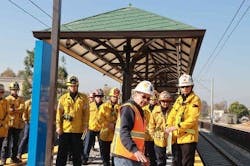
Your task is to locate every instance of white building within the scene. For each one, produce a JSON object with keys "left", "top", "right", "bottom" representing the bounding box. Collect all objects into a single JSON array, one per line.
[{"left": 0, "top": 77, "right": 24, "bottom": 96}]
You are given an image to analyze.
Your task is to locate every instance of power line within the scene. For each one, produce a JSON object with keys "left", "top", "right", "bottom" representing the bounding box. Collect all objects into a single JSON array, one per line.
[
  {"left": 8, "top": 0, "right": 50, "bottom": 28},
  {"left": 201, "top": 3, "right": 250, "bottom": 76},
  {"left": 197, "top": 0, "right": 246, "bottom": 79},
  {"left": 27, "top": 0, "right": 52, "bottom": 19},
  {"left": 27, "top": 0, "right": 72, "bottom": 30}
]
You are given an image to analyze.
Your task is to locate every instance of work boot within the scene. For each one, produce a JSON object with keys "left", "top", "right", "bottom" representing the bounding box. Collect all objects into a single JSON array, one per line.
[
  {"left": 17, "top": 153, "right": 22, "bottom": 159},
  {"left": 10, "top": 157, "right": 22, "bottom": 163},
  {"left": 82, "top": 159, "right": 88, "bottom": 165},
  {"left": 0, "top": 160, "right": 5, "bottom": 166}
]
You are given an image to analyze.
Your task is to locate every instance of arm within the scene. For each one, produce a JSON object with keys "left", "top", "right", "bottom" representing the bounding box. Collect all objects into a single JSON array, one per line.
[
  {"left": 56, "top": 98, "right": 64, "bottom": 135},
  {"left": 119, "top": 106, "right": 138, "bottom": 153}
]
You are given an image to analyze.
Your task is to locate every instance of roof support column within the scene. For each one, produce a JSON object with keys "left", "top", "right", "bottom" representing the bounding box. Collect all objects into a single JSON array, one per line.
[
  {"left": 176, "top": 38, "right": 182, "bottom": 94},
  {"left": 145, "top": 49, "right": 149, "bottom": 80},
  {"left": 122, "top": 39, "right": 133, "bottom": 102},
  {"left": 176, "top": 38, "right": 182, "bottom": 78}
]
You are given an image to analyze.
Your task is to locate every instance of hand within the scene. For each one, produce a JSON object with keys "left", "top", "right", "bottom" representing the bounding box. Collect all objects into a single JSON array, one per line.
[
  {"left": 134, "top": 151, "right": 148, "bottom": 163},
  {"left": 56, "top": 128, "right": 63, "bottom": 135},
  {"left": 165, "top": 126, "right": 177, "bottom": 134}
]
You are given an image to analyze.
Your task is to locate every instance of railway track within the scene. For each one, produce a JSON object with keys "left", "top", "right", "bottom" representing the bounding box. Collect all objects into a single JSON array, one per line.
[{"left": 197, "top": 131, "right": 250, "bottom": 166}]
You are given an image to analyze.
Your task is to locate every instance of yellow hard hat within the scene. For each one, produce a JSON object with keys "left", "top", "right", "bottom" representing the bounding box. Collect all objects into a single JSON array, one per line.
[
  {"left": 9, "top": 82, "right": 20, "bottom": 90},
  {"left": 109, "top": 88, "right": 120, "bottom": 97},
  {"left": 159, "top": 91, "right": 172, "bottom": 101},
  {"left": 66, "top": 76, "right": 79, "bottom": 86}
]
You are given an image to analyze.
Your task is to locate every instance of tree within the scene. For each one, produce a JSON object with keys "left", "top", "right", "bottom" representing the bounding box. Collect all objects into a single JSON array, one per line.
[
  {"left": 22, "top": 50, "right": 34, "bottom": 99},
  {"left": 57, "top": 56, "right": 68, "bottom": 96},
  {"left": 201, "top": 100, "right": 209, "bottom": 117},
  {"left": 214, "top": 100, "right": 227, "bottom": 110},
  {"left": 21, "top": 51, "right": 68, "bottom": 99},
  {"left": 228, "top": 102, "right": 249, "bottom": 119},
  {"left": 0, "top": 68, "right": 16, "bottom": 77}
]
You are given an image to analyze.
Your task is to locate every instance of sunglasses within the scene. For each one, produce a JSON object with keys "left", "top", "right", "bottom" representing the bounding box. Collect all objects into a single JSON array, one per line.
[
  {"left": 160, "top": 100, "right": 171, "bottom": 103},
  {"left": 180, "top": 86, "right": 191, "bottom": 88}
]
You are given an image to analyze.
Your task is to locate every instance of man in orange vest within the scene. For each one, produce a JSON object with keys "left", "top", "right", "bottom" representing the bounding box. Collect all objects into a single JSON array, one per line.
[{"left": 111, "top": 80, "right": 154, "bottom": 166}]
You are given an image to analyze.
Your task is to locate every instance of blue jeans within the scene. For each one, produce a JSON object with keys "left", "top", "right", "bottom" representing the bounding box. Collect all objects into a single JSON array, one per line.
[
  {"left": 18, "top": 123, "right": 29, "bottom": 155},
  {"left": 113, "top": 156, "right": 143, "bottom": 166},
  {"left": 82, "top": 130, "right": 100, "bottom": 161}
]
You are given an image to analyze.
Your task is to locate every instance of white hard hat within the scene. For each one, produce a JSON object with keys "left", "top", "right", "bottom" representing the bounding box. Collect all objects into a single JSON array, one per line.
[
  {"left": 134, "top": 80, "right": 154, "bottom": 95},
  {"left": 178, "top": 74, "right": 194, "bottom": 87}
]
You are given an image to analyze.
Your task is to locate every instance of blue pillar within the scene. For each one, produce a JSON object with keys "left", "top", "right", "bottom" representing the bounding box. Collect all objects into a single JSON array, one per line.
[{"left": 28, "top": 40, "right": 52, "bottom": 166}]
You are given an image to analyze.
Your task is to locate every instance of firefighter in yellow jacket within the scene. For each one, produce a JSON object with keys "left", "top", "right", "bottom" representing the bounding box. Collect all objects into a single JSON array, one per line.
[
  {"left": 149, "top": 91, "right": 172, "bottom": 166},
  {"left": 56, "top": 76, "right": 89, "bottom": 166},
  {"left": 83, "top": 88, "right": 104, "bottom": 164},
  {"left": 97, "top": 87, "right": 120, "bottom": 166},
  {"left": 166, "top": 74, "right": 201, "bottom": 166},
  {"left": 143, "top": 90, "right": 158, "bottom": 166},
  {"left": 111, "top": 80, "right": 154, "bottom": 166},
  {"left": 18, "top": 98, "right": 31, "bottom": 159},
  {"left": 2, "top": 82, "right": 24, "bottom": 164},
  {"left": 0, "top": 84, "right": 9, "bottom": 166}
]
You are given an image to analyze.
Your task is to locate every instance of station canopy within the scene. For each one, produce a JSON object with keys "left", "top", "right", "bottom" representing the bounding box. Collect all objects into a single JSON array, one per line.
[{"left": 33, "top": 6, "right": 205, "bottom": 95}]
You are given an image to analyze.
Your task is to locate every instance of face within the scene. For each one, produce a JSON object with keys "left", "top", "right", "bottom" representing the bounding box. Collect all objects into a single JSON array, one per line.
[
  {"left": 110, "top": 95, "right": 119, "bottom": 104},
  {"left": 160, "top": 100, "right": 171, "bottom": 109},
  {"left": 10, "top": 89, "right": 19, "bottom": 96},
  {"left": 134, "top": 92, "right": 150, "bottom": 107},
  {"left": 149, "top": 99, "right": 157, "bottom": 106},
  {"left": 180, "top": 86, "right": 192, "bottom": 95},
  {"left": 95, "top": 95, "right": 103, "bottom": 104},
  {"left": 89, "top": 96, "right": 95, "bottom": 102},
  {"left": 68, "top": 84, "right": 78, "bottom": 93}
]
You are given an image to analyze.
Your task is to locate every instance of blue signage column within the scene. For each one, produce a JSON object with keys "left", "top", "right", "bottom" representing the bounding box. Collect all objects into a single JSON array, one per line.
[{"left": 28, "top": 40, "right": 52, "bottom": 166}]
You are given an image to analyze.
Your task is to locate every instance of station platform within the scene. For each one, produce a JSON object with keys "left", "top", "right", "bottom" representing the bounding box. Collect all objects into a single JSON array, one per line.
[{"left": 12, "top": 146, "right": 203, "bottom": 166}]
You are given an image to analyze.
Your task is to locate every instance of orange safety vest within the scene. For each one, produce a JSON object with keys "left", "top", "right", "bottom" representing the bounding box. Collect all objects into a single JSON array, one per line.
[{"left": 111, "top": 103, "right": 145, "bottom": 161}]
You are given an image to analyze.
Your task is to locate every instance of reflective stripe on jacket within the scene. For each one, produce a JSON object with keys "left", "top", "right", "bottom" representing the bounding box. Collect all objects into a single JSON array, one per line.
[
  {"left": 56, "top": 92, "right": 89, "bottom": 133},
  {"left": 98, "top": 101, "right": 120, "bottom": 141},
  {"left": 111, "top": 103, "right": 145, "bottom": 161},
  {"left": 167, "top": 92, "right": 201, "bottom": 144},
  {"left": 5, "top": 95, "right": 25, "bottom": 129},
  {"left": 149, "top": 105, "right": 170, "bottom": 147}
]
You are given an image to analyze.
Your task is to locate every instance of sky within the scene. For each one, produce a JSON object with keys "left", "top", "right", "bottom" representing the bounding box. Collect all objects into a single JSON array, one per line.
[{"left": 0, "top": 0, "right": 250, "bottom": 107}]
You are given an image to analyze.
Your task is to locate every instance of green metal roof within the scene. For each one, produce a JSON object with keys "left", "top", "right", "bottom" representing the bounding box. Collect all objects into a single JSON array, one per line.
[{"left": 59, "top": 7, "right": 196, "bottom": 31}]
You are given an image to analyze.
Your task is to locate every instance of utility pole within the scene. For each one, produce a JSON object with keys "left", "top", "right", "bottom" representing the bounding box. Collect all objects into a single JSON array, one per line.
[
  {"left": 210, "top": 78, "right": 214, "bottom": 132},
  {"left": 45, "top": 0, "right": 61, "bottom": 165}
]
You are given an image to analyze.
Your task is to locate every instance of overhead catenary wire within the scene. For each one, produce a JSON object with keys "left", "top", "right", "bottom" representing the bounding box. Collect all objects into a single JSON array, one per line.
[
  {"left": 27, "top": 0, "right": 72, "bottom": 30},
  {"left": 205, "top": 3, "right": 250, "bottom": 73},
  {"left": 196, "top": 0, "right": 246, "bottom": 80},
  {"left": 8, "top": 0, "right": 72, "bottom": 30},
  {"left": 8, "top": 0, "right": 50, "bottom": 28},
  {"left": 27, "top": 0, "right": 52, "bottom": 19}
]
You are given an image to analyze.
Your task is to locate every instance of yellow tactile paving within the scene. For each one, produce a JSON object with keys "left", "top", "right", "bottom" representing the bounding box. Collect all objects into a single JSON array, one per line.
[{"left": 194, "top": 152, "right": 204, "bottom": 166}]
